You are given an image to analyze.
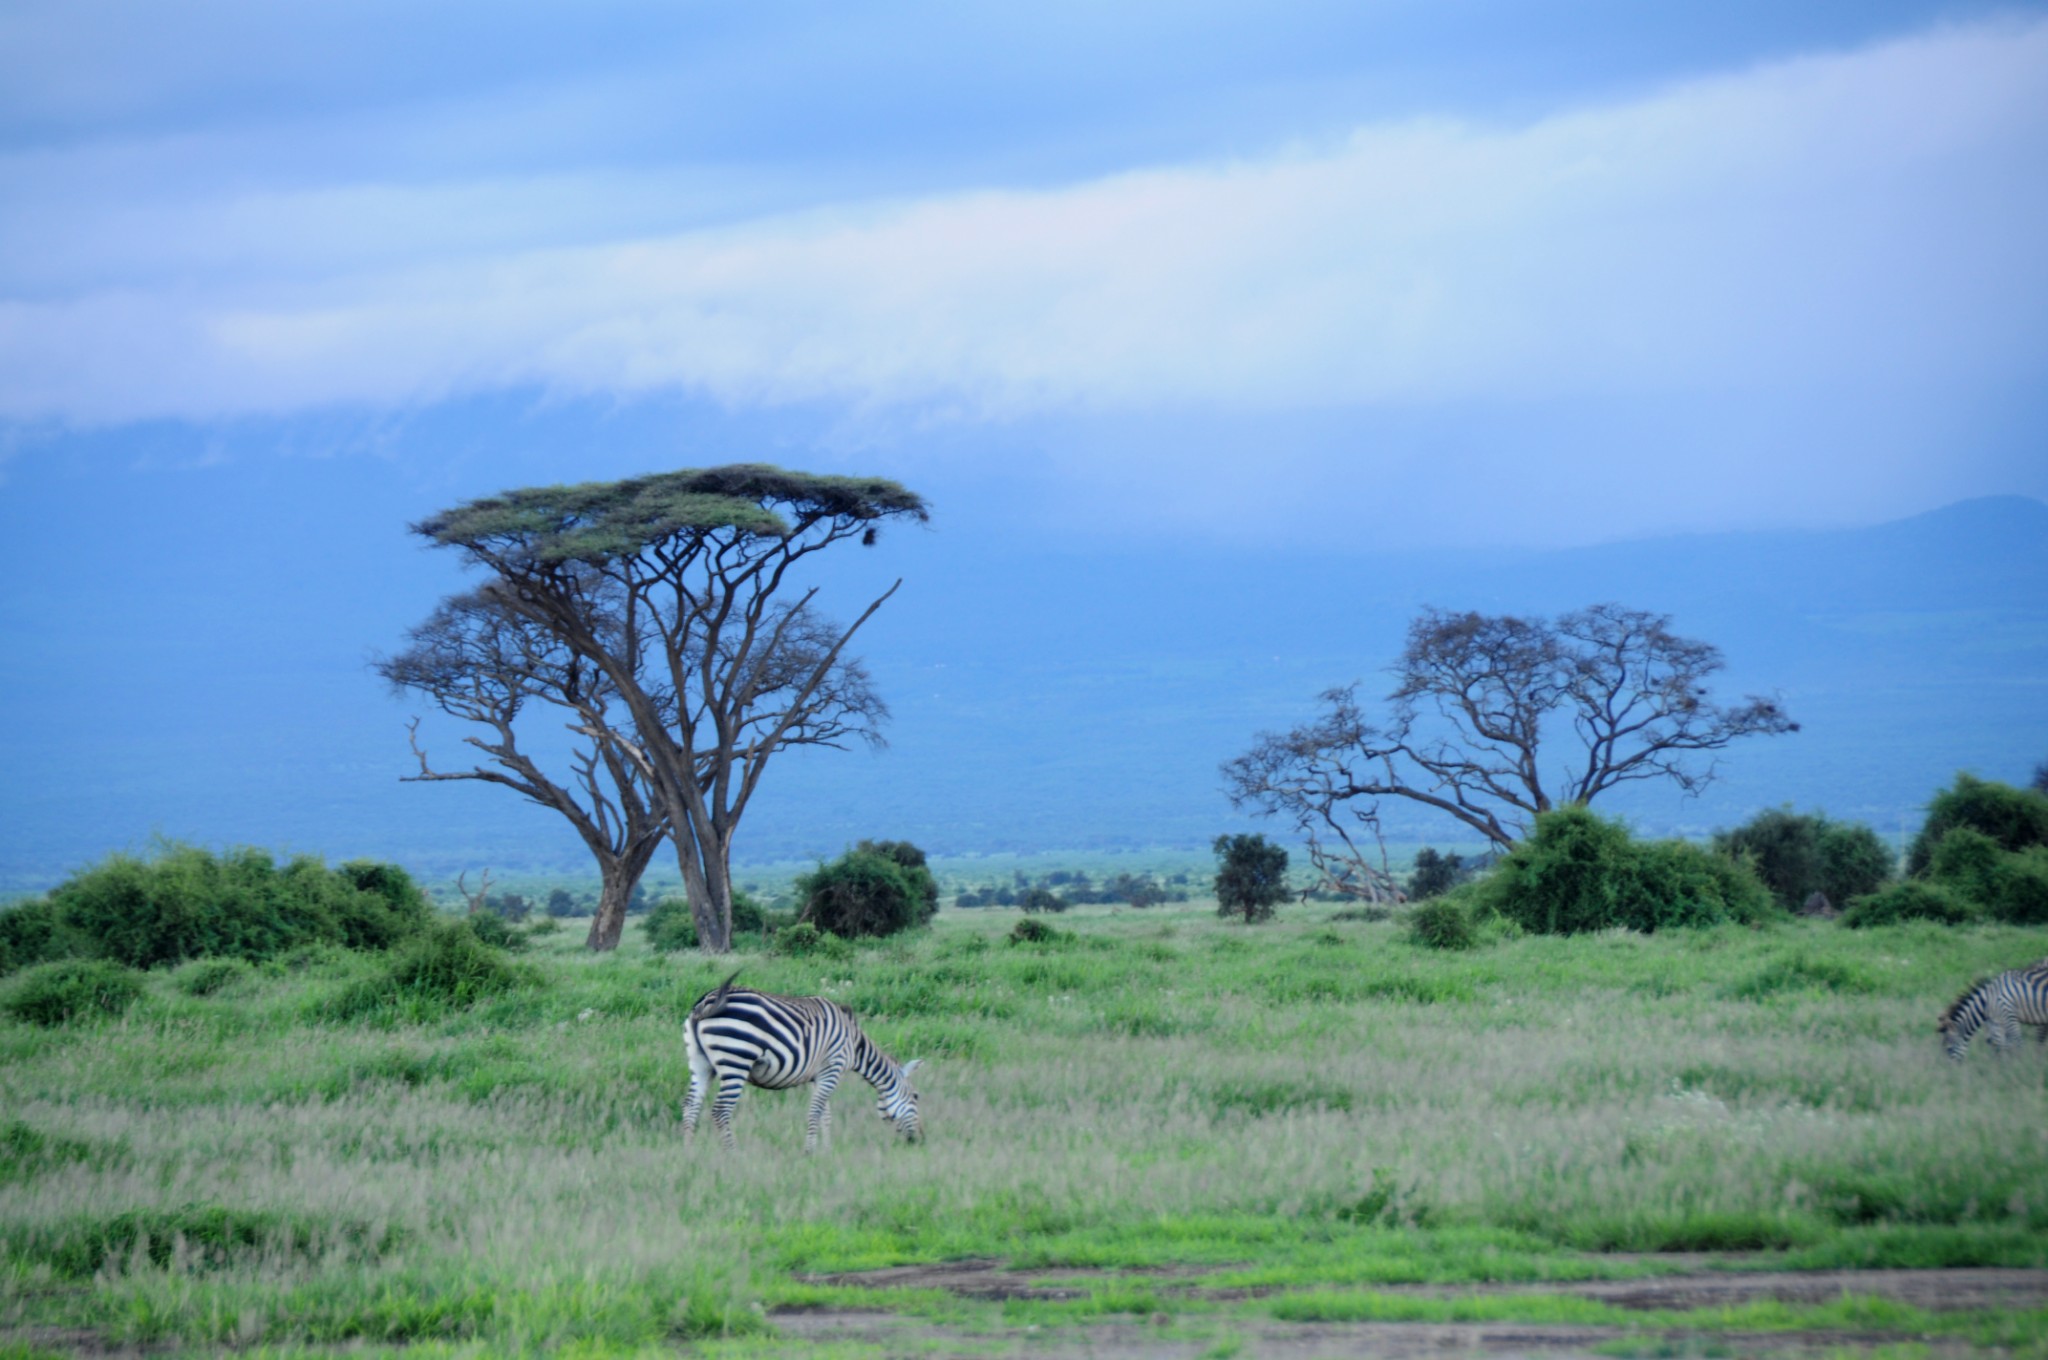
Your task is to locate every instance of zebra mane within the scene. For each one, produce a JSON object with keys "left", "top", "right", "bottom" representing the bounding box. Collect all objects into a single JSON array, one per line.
[{"left": 1940, "top": 975, "right": 1992, "bottom": 1027}]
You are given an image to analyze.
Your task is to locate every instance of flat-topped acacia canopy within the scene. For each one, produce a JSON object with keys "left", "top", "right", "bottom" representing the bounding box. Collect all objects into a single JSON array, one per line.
[{"left": 415, "top": 464, "right": 929, "bottom": 567}]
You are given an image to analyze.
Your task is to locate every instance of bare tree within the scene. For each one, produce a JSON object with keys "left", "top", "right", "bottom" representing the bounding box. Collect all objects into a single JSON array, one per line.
[
  {"left": 413, "top": 465, "right": 924, "bottom": 953},
  {"left": 377, "top": 585, "right": 667, "bottom": 951},
  {"left": 1223, "top": 604, "right": 1797, "bottom": 887}
]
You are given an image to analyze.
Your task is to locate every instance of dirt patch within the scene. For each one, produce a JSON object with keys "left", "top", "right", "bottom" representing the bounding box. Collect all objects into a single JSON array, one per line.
[
  {"left": 780, "top": 1262, "right": 2048, "bottom": 1357},
  {"left": 797, "top": 1259, "right": 2048, "bottom": 1312}
]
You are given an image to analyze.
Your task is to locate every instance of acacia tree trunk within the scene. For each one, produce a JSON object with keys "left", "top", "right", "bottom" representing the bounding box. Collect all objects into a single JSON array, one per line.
[{"left": 586, "top": 874, "right": 635, "bottom": 952}]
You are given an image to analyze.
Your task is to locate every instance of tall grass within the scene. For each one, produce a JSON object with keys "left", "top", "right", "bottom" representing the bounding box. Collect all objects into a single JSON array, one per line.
[{"left": 2, "top": 902, "right": 2045, "bottom": 1353}]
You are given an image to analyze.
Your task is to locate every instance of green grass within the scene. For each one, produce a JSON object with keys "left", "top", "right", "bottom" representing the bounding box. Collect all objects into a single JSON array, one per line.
[{"left": 2, "top": 902, "right": 2046, "bottom": 1356}]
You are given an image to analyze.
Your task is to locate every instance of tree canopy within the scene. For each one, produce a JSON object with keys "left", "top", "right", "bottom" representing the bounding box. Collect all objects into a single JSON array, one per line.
[
  {"left": 1224, "top": 604, "right": 1796, "bottom": 892},
  {"left": 409, "top": 464, "right": 927, "bottom": 953}
]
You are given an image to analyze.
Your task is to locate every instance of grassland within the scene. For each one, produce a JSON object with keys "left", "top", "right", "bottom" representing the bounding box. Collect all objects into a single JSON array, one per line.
[{"left": 4, "top": 902, "right": 2047, "bottom": 1358}]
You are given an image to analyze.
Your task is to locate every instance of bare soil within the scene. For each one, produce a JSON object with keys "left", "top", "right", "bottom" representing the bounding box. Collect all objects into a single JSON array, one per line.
[{"left": 776, "top": 1260, "right": 2048, "bottom": 1358}]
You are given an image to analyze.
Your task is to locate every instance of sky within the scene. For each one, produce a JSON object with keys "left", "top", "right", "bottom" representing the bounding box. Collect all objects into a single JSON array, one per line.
[
  {"left": 0, "top": 2, "right": 2045, "bottom": 884},
  {"left": 1, "top": 0, "right": 2045, "bottom": 546}
]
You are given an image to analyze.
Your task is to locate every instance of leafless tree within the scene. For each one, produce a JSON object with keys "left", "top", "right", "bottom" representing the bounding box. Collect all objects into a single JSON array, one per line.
[
  {"left": 1223, "top": 604, "right": 1798, "bottom": 888},
  {"left": 414, "top": 465, "right": 923, "bottom": 952},
  {"left": 377, "top": 584, "right": 666, "bottom": 951}
]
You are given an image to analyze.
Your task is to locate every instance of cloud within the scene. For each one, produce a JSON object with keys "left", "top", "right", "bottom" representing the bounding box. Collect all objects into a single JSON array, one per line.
[{"left": 1, "top": 18, "right": 2044, "bottom": 426}]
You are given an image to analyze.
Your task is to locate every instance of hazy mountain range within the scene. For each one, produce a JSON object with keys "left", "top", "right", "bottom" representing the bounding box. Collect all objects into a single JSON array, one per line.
[{"left": 2, "top": 492, "right": 2042, "bottom": 891}]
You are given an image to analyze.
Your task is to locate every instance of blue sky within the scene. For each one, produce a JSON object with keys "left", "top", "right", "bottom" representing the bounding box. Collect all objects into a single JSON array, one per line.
[
  {"left": 1, "top": 3, "right": 2046, "bottom": 884},
  {"left": 2, "top": 1, "right": 2045, "bottom": 546}
]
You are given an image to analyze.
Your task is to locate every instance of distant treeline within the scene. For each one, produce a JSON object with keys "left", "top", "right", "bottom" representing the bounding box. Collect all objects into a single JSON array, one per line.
[{"left": 953, "top": 869, "right": 1195, "bottom": 911}]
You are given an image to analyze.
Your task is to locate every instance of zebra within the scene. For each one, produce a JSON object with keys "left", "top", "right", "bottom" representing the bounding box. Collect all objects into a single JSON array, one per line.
[
  {"left": 683, "top": 971, "right": 923, "bottom": 1150},
  {"left": 1938, "top": 962, "right": 2048, "bottom": 1060}
]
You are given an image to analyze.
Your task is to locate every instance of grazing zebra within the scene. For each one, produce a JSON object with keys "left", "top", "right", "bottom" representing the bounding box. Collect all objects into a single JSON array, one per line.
[
  {"left": 1938, "top": 963, "right": 2048, "bottom": 1060},
  {"left": 684, "top": 972, "right": 923, "bottom": 1150}
]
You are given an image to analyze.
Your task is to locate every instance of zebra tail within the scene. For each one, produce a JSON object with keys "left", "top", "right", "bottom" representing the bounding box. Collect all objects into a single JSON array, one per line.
[{"left": 692, "top": 969, "right": 744, "bottom": 1020}]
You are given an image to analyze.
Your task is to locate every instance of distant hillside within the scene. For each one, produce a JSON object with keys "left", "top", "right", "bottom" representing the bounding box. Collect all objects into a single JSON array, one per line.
[{"left": 2, "top": 495, "right": 2043, "bottom": 890}]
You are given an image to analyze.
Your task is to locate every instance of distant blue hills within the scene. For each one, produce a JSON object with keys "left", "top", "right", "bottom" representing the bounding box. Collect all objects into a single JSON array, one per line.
[{"left": 2, "top": 491, "right": 2043, "bottom": 891}]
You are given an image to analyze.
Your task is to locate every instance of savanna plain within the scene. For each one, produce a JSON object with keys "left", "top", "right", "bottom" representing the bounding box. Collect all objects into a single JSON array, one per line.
[{"left": 5, "top": 901, "right": 2048, "bottom": 1359}]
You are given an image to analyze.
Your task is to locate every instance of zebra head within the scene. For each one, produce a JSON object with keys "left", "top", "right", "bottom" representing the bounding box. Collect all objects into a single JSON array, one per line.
[{"left": 877, "top": 1058, "right": 923, "bottom": 1142}]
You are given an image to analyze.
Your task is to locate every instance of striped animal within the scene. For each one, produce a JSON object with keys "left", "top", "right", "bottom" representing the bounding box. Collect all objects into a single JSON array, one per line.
[
  {"left": 684, "top": 972, "right": 923, "bottom": 1150},
  {"left": 1938, "top": 962, "right": 2048, "bottom": 1060}
]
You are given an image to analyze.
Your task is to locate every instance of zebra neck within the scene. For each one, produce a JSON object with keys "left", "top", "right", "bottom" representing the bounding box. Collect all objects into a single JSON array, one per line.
[
  {"left": 851, "top": 1031, "right": 904, "bottom": 1093},
  {"left": 1949, "top": 987, "right": 1990, "bottom": 1037}
]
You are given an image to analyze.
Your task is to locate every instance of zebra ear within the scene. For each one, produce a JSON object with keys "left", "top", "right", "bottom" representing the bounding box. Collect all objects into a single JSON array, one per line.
[{"left": 902, "top": 1059, "right": 923, "bottom": 1080}]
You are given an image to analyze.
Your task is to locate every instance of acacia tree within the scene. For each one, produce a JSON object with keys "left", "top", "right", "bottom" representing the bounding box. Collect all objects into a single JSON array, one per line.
[
  {"left": 376, "top": 584, "right": 667, "bottom": 952},
  {"left": 414, "top": 465, "right": 926, "bottom": 953},
  {"left": 1223, "top": 604, "right": 1796, "bottom": 894}
]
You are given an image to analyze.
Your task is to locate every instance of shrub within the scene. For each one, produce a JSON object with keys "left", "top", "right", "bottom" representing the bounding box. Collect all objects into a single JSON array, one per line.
[
  {"left": 730, "top": 890, "right": 767, "bottom": 935},
  {"left": 526, "top": 916, "right": 561, "bottom": 937},
  {"left": 1988, "top": 846, "right": 2048, "bottom": 925},
  {"left": 0, "top": 899, "right": 67, "bottom": 975},
  {"left": 797, "top": 847, "right": 931, "bottom": 939},
  {"left": 1008, "top": 917, "right": 1068, "bottom": 946},
  {"left": 3, "top": 960, "right": 145, "bottom": 1027},
  {"left": 462, "top": 912, "right": 528, "bottom": 952},
  {"left": 853, "top": 841, "right": 940, "bottom": 924},
  {"left": 37, "top": 845, "right": 430, "bottom": 970},
  {"left": 769, "top": 922, "right": 852, "bottom": 960},
  {"left": 642, "top": 897, "right": 697, "bottom": 953},
  {"left": 175, "top": 958, "right": 251, "bottom": 997},
  {"left": 1713, "top": 807, "right": 1894, "bottom": 910},
  {"left": 1927, "top": 826, "right": 2003, "bottom": 902},
  {"left": 1018, "top": 886, "right": 1067, "bottom": 914},
  {"left": 326, "top": 920, "right": 528, "bottom": 1019},
  {"left": 1406, "top": 848, "right": 1466, "bottom": 901},
  {"left": 1842, "top": 879, "right": 1979, "bottom": 928},
  {"left": 332, "top": 860, "right": 435, "bottom": 949},
  {"left": 1487, "top": 807, "right": 1775, "bottom": 935},
  {"left": 1905, "top": 773, "right": 2048, "bottom": 875},
  {"left": 1406, "top": 898, "right": 1476, "bottom": 950},
  {"left": 1213, "top": 833, "right": 1289, "bottom": 923}
]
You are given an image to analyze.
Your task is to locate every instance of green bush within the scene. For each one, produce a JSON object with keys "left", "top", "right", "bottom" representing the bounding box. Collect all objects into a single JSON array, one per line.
[
  {"left": 175, "top": 958, "right": 252, "bottom": 998},
  {"left": 1712, "top": 807, "right": 1894, "bottom": 910},
  {"left": 462, "top": 912, "right": 528, "bottom": 952},
  {"left": 0, "top": 899, "right": 67, "bottom": 975},
  {"left": 797, "top": 847, "right": 933, "bottom": 939},
  {"left": 1988, "top": 846, "right": 2048, "bottom": 925},
  {"left": 1405, "top": 848, "right": 1466, "bottom": 901},
  {"left": 1008, "top": 917, "right": 1068, "bottom": 946},
  {"left": 326, "top": 920, "right": 529, "bottom": 1020},
  {"left": 1928, "top": 826, "right": 2003, "bottom": 903},
  {"left": 525, "top": 916, "right": 561, "bottom": 937},
  {"left": 31, "top": 845, "right": 430, "bottom": 971},
  {"left": 642, "top": 897, "right": 697, "bottom": 953},
  {"left": 1406, "top": 898, "right": 1477, "bottom": 950},
  {"left": 1906, "top": 773, "right": 2048, "bottom": 876},
  {"left": 1842, "top": 879, "right": 1979, "bottom": 928},
  {"left": 3, "top": 960, "right": 145, "bottom": 1028},
  {"left": 768, "top": 921, "right": 852, "bottom": 960},
  {"left": 1486, "top": 807, "right": 1775, "bottom": 935},
  {"left": 853, "top": 841, "right": 940, "bottom": 923}
]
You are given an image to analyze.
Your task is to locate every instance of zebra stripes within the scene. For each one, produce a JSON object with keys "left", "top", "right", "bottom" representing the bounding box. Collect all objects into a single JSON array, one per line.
[
  {"left": 1938, "top": 962, "right": 2048, "bottom": 1060},
  {"left": 684, "top": 971, "right": 923, "bottom": 1150}
]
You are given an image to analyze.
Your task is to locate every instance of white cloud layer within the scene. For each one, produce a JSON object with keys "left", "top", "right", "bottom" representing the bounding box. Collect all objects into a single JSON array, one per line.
[{"left": 1, "top": 19, "right": 2044, "bottom": 426}]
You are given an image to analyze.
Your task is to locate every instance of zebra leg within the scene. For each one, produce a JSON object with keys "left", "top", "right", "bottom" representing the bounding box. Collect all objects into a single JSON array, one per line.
[
  {"left": 683, "top": 1032, "right": 712, "bottom": 1140},
  {"left": 806, "top": 1060, "right": 846, "bottom": 1153},
  {"left": 710, "top": 1070, "right": 746, "bottom": 1151}
]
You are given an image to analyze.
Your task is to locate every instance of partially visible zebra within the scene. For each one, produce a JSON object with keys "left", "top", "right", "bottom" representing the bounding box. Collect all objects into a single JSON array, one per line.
[
  {"left": 684, "top": 972, "right": 923, "bottom": 1150},
  {"left": 1938, "top": 962, "right": 2048, "bottom": 1060}
]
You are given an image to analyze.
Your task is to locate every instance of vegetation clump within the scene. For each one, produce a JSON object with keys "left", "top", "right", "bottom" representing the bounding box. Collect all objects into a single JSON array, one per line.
[
  {"left": 1843, "top": 878, "right": 1979, "bottom": 928},
  {"left": 1905, "top": 773, "right": 2048, "bottom": 875},
  {"left": 767, "top": 921, "right": 853, "bottom": 959},
  {"left": 325, "top": 919, "right": 532, "bottom": 1020},
  {"left": 175, "top": 958, "right": 252, "bottom": 998},
  {"left": 797, "top": 842, "right": 938, "bottom": 939},
  {"left": 1213, "top": 833, "right": 1289, "bottom": 923},
  {"left": 2, "top": 959, "right": 146, "bottom": 1027},
  {"left": 1484, "top": 807, "right": 1775, "bottom": 935},
  {"left": 1712, "top": 807, "right": 1893, "bottom": 911},
  {"left": 1405, "top": 897, "right": 1478, "bottom": 950},
  {"left": 0, "top": 845, "right": 431, "bottom": 976},
  {"left": 1008, "top": 917, "right": 1070, "bottom": 946}
]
